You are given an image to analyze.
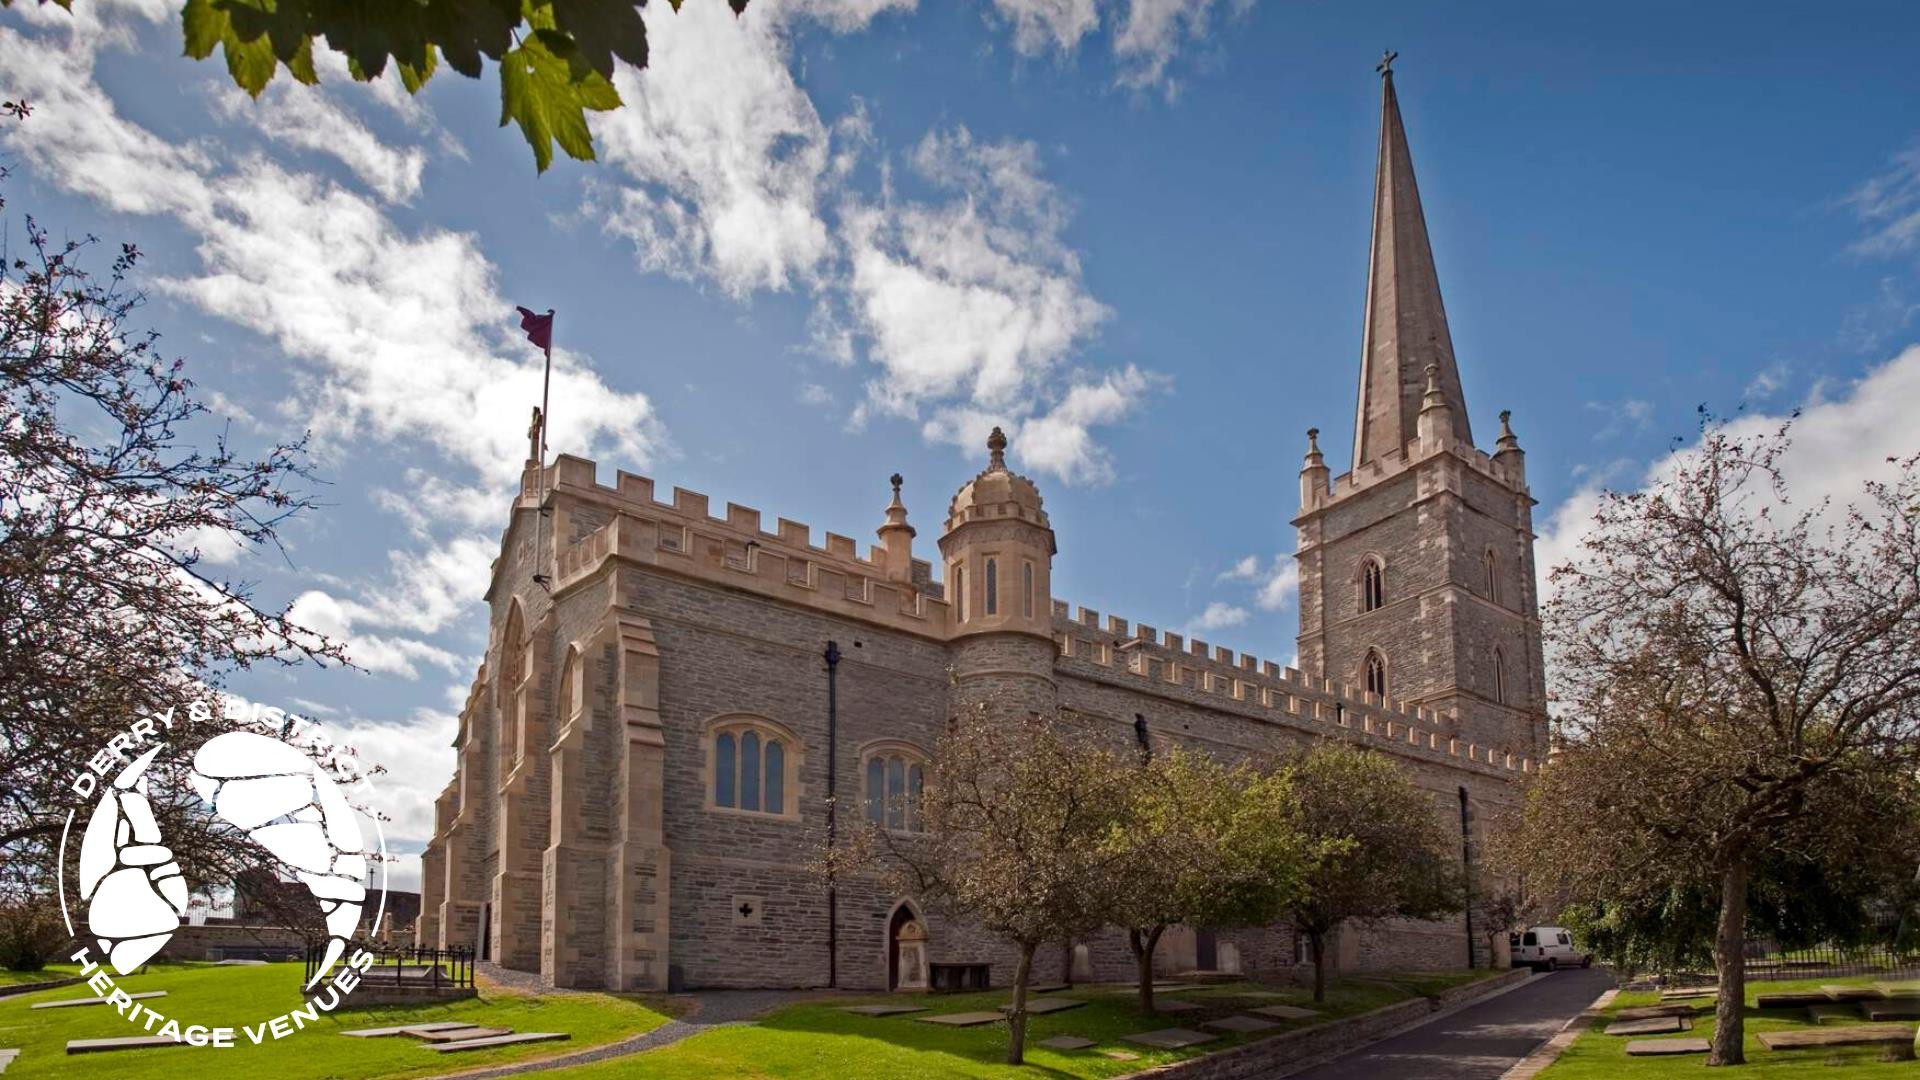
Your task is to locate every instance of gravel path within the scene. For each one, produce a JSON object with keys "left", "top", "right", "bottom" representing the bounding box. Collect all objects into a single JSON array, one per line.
[{"left": 439, "top": 980, "right": 829, "bottom": 1079}]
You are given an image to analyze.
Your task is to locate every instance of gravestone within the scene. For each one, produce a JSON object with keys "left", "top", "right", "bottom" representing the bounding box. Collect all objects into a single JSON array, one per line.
[
  {"left": 1808, "top": 1003, "right": 1862, "bottom": 1025},
  {"left": 1863, "top": 1000, "right": 1920, "bottom": 1022},
  {"left": 343, "top": 1021, "right": 474, "bottom": 1038},
  {"left": 1217, "top": 943, "right": 1242, "bottom": 976},
  {"left": 841, "top": 1004, "right": 925, "bottom": 1017},
  {"left": 430, "top": 1032, "right": 569, "bottom": 1052},
  {"left": 409, "top": 1026, "right": 510, "bottom": 1043},
  {"left": 1037, "top": 1036, "right": 1095, "bottom": 1050},
  {"left": 1071, "top": 944, "right": 1094, "bottom": 983},
  {"left": 916, "top": 1011, "right": 1003, "bottom": 1027},
  {"left": 1605, "top": 1016, "right": 1689, "bottom": 1037},
  {"left": 1625, "top": 1038, "right": 1709, "bottom": 1056},
  {"left": 65, "top": 1037, "right": 183, "bottom": 1054},
  {"left": 1614, "top": 1004, "right": 1697, "bottom": 1022},
  {"left": 1001, "top": 998, "right": 1084, "bottom": 1015},
  {"left": 1203, "top": 1015, "right": 1279, "bottom": 1033},
  {"left": 1123, "top": 1028, "right": 1218, "bottom": 1049},
  {"left": 895, "top": 919, "right": 929, "bottom": 992},
  {"left": 1755, "top": 991, "right": 1831, "bottom": 1009},
  {"left": 1822, "top": 985, "right": 1882, "bottom": 1002},
  {"left": 1250, "top": 1004, "right": 1321, "bottom": 1020},
  {"left": 1757, "top": 1024, "right": 1916, "bottom": 1050}
]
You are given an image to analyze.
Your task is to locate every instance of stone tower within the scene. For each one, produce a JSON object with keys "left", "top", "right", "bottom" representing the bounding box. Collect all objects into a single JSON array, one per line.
[
  {"left": 1293, "top": 63, "right": 1549, "bottom": 758},
  {"left": 939, "top": 427, "right": 1059, "bottom": 720}
]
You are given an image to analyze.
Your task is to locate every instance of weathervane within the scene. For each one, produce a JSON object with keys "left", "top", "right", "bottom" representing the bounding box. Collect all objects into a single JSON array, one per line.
[{"left": 1376, "top": 49, "right": 1398, "bottom": 77}]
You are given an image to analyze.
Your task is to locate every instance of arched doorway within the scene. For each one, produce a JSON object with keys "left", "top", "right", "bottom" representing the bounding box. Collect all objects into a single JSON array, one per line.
[{"left": 887, "top": 905, "right": 928, "bottom": 990}]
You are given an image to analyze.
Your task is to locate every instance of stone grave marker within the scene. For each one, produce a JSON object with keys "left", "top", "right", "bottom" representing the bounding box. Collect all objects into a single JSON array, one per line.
[
  {"left": 841, "top": 1004, "right": 926, "bottom": 1017},
  {"left": 1605, "top": 1016, "right": 1689, "bottom": 1037},
  {"left": 1822, "top": 985, "right": 1882, "bottom": 1002},
  {"left": 1202, "top": 1015, "right": 1280, "bottom": 1034},
  {"left": 1250, "top": 1004, "right": 1321, "bottom": 1020},
  {"left": 1863, "top": 1000, "right": 1920, "bottom": 1022},
  {"left": 1625, "top": 1038, "right": 1709, "bottom": 1056},
  {"left": 1808, "top": 1003, "right": 1863, "bottom": 1025},
  {"left": 1754, "top": 991, "right": 1831, "bottom": 1009},
  {"left": 32, "top": 991, "right": 167, "bottom": 1010},
  {"left": 916, "top": 1011, "right": 1003, "bottom": 1027},
  {"left": 1037, "top": 1036, "right": 1095, "bottom": 1050},
  {"left": 1123, "top": 1028, "right": 1218, "bottom": 1049},
  {"left": 1613, "top": 1004, "right": 1696, "bottom": 1022},
  {"left": 431, "top": 1032, "right": 569, "bottom": 1052},
  {"left": 65, "top": 1037, "right": 183, "bottom": 1055},
  {"left": 1757, "top": 1024, "right": 1916, "bottom": 1050},
  {"left": 1000, "top": 998, "right": 1083, "bottom": 1015}
]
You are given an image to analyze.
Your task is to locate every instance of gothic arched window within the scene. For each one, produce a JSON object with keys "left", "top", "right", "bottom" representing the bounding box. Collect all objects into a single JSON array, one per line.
[
  {"left": 1022, "top": 561, "right": 1035, "bottom": 619},
  {"left": 952, "top": 565, "right": 966, "bottom": 622},
  {"left": 1364, "top": 650, "right": 1388, "bottom": 699},
  {"left": 1361, "top": 558, "right": 1386, "bottom": 613},
  {"left": 985, "top": 557, "right": 999, "bottom": 616},
  {"left": 709, "top": 717, "right": 799, "bottom": 818},
  {"left": 862, "top": 743, "right": 928, "bottom": 832},
  {"left": 1484, "top": 549, "right": 1500, "bottom": 605},
  {"left": 1493, "top": 647, "right": 1507, "bottom": 704}
]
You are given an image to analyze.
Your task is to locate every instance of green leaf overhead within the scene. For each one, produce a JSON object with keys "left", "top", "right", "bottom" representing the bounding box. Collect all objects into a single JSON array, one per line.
[
  {"left": 145, "top": 0, "right": 752, "bottom": 171},
  {"left": 499, "top": 31, "right": 621, "bottom": 173}
]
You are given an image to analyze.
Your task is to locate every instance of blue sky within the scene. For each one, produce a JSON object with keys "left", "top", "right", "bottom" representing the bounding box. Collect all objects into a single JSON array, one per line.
[{"left": 5, "top": 0, "right": 1919, "bottom": 881}]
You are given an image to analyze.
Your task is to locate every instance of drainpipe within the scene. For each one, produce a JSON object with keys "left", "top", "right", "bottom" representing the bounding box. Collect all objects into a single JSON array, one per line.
[
  {"left": 825, "top": 641, "right": 842, "bottom": 988},
  {"left": 1458, "top": 786, "right": 1475, "bottom": 969}
]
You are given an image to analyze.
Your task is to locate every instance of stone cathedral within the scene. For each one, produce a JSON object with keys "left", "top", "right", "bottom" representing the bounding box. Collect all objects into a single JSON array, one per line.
[{"left": 418, "top": 67, "right": 1550, "bottom": 992}]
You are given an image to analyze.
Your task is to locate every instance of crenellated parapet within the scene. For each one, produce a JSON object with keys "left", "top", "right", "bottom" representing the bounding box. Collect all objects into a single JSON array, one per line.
[
  {"left": 1049, "top": 599, "right": 1533, "bottom": 777},
  {"left": 529, "top": 454, "right": 954, "bottom": 640}
]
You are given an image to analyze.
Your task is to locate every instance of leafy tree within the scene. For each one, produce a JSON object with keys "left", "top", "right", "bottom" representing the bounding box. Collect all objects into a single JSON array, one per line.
[
  {"left": 1103, "top": 747, "right": 1330, "bottom": 1014},
  {"left": 1, "top": 0, "right": 749, "bottom": 172},
  {"left": 1522, "top": 420, "right": 1920, "bottom": 1065},
  {"left": 0, "top": 132, "right": 347, "bottom": 919},
  {"left": 843, "top": 705, "right": 1132, "bottom": 1066},
  {"left": 1284, "top": 742, "right": 1462, "bottom": 1003}
]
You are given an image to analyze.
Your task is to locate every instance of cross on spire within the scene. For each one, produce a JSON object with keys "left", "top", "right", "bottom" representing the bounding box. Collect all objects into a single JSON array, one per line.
[{"left": 1376, "top": 49, "right": 1398, "bottom": 77}]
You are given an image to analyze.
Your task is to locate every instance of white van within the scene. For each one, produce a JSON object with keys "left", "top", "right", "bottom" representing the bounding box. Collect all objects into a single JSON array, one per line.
[{"left": 1510, "top": 926, "right": 1591, "bottom": 972}]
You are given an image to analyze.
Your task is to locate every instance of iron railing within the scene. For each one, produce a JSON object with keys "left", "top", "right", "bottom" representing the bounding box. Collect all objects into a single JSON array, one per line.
[{"left": 302, "top": 943, "right": 475, "bottom": 991}]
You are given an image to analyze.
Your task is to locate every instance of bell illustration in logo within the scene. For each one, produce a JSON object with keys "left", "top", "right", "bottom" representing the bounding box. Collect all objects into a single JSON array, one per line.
[{"left": 81, "top": 732, "right": 369, "bottom": 989}]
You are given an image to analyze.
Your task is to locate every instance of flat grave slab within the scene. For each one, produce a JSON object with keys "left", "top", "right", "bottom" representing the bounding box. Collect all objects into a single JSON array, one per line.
[
  {"left": 65, "top": 1037, "right": 183, "bottom": 1055},
  {"left": 1659, "top": 987, "right": 1716, "bottom": 1000},
  {"left": 1123, "top": 1028, "right": 1218, "bottom": 1050},
  {"left": 1030, "top": 983, "right": 1070, "bottom": 994},
  {"left": 1150, "top": 983, "right": 1205, "bottom": 992},
  {"left": 1614, "top": 1004, "right": 1698, "bottom": 1022},
  {"left": 214, "top": 959, "right": 266, "bottom": 966},
  {"left": 1757, "top": 1024, "right": 1916, "bottom": 1050},
  {"left": 1152, "top": 1001, "right": 1200, "bottom": 1014},
  {"left": 1101, "top": 1050, "right": 1140, "bottom": 1061},
  {"left": 1202, "top": 1015, "right": 1280, "bottom": 1034},
  {"left": 1755, "top": 991, "right": 1832, "bottom": 1009},
  {"left": 840, "top": 1004, "right": 926, "bottom": 1017},
  {"left": 408, "top": 1026, "right": 511, "bottom": 1043},
  {"left": 1249, "top": 1005, "right": 1321, "bottom": 1021},
  {"left": 1000, "top": 998, "right": 1084, "bottom": 1015},
  {"left": 32, "top": 991, "right": 167, "bottom": 1010},
  {"left": 1605, "top": 1016, "right": 1689, "bottom": 1037},
  {"left": 1037, "top": 1036, "right": 1095, "bottom": 1051},
  {"left": 1822, "top": 984, "right": 1883, "bottom": 1002},
  {"left": 916, "top": 1011, "right": 1003, "bottom": 1027},
  {"left": 343, "top": 1021, "right": 475, "bottom": 1038},
  {"left": 1626, "top": 1038, "right": 1710, "bottom": 1056},
  {"left": 1862, "top": 1000, "right": 1920, "bottom": 1021},
  {"left": 0, "top": 1048, "right": 17, "bottom": 1075},
  {"left": 1876, "top": 981, "right": 1920, "bottom": 998},
  {"left": 430, "top": 1032, "right": 569, "bottom": 1053},
  {"left": 1807, "top": 1003, "right": 1863, "bottom": 1025}
]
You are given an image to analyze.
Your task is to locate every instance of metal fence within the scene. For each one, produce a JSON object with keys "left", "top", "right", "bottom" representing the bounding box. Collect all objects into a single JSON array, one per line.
[{"left": 302, "top": 943, "right": 475, "bottom": 992}]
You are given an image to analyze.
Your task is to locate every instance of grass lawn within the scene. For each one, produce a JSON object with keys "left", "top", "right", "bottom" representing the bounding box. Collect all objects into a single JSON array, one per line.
[
  {"left": 0, "top": 960, "right": 671, "bottom": 1078},
  {"left": 545, "top": 970, "right": 1509, "bottom": 1080},
  {"left": 1542, "top": 973, "right": 1917, "bottom": 1078},
  {"left": 0, "top": 964, "right": 83, "bottom": 988}
]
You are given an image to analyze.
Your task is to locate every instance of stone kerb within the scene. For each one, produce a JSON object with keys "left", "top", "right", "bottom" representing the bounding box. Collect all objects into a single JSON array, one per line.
[
  {"left": 1053, "top": 601, "right": 1530, "bottom": 777},
  {"left": 540, "top": 455, "right": 955, "bottom": 641}
]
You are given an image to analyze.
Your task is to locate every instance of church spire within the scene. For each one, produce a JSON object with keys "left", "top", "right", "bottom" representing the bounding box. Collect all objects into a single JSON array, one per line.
[{"left": 1352, "top": 54, "right": 1472, "bottom": 469}]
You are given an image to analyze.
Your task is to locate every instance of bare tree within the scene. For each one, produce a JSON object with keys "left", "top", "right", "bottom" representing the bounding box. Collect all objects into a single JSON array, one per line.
[
  {"left": 1284, "top": 742, "right": 1461, "bottom": 1003},
  {"left": 845, "top": 705, "right": 1132, "bottom": 1065},
  {"left": 1526, "top": 421, "right": 1920, "bottom": 1065},
  {"left": 1, "top": 156, "right": 346, "bottom": 944}
]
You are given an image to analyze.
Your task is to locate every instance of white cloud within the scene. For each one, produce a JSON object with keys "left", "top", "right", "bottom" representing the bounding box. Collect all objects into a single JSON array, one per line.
[
  {"left": 595, "top": 1, "right": 836, "bottom": 295},
  {"left": 1584, "top": 397, "right": 1653, "bottom": 440},
  {"left": 1112, "top": 0, "right": 1252, "bottom": 95},
  {"left": 287, "top": 590, "right": 464, "bottom": 680},
  {"left": 1187, "top": 600, "right": 1249, "bottom": 634},
  {"left": 215, "top": 80, "right": 427, "bottom": 204},
  {"left": 1219, "top": 553, "right": 1298, "bottom": 611},
  {"left": 1536, "top": 343, "right": 1920, "bottom": 598},
  {"left": 1845, "top": 142, "right": 1920, "bottom": 258},
  {"left": 990, "top": 0, "right": 1101, "bottom": 56},
  {"left": 332, "top": 707, "right": 461, "bottom": 850}
]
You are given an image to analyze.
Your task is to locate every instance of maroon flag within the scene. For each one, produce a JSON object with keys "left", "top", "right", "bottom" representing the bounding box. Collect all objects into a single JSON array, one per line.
[{"left": 515, "top": 306, "right": 554, "bottom": 352}]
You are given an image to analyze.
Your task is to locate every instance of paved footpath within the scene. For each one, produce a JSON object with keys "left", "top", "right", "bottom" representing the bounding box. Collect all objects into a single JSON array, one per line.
[{"left": 1283, "top": 967, "right": 1614, "bottom": 1080}]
